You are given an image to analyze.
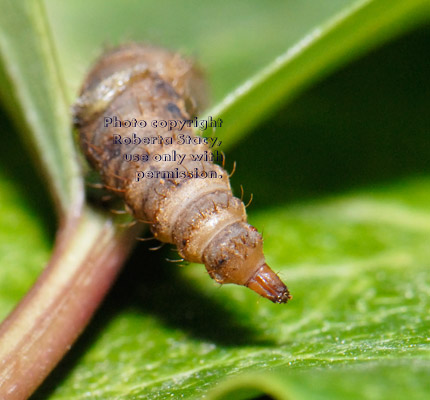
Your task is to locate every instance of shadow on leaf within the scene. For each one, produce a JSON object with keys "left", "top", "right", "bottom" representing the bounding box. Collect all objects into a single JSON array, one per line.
[{"left": 229, "top": 24, "right": 430, "bottom": 211}]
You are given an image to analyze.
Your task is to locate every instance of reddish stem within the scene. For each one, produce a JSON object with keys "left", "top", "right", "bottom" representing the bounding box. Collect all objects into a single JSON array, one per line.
[{"left": 0, "top": 209, "right": 142, "bottom": 399}]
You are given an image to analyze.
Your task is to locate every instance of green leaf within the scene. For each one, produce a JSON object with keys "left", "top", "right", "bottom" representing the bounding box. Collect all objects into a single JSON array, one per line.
[
  {"left": 0, "top": 115, "right": 52, "bottom": 321},
  {"left": 0, "top": 0, "right": 429, "bottom": 399},
  {"left": 206, "top": 0, "right": 430, "bottom": 147},
  {"left": 0, "top": 0, "right": 83, "bottom": 215}
]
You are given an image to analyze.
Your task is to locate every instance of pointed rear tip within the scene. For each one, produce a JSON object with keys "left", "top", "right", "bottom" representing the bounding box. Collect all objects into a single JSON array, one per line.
[{"left": 246, "top": 263, "right": 291, "bottom": 304}]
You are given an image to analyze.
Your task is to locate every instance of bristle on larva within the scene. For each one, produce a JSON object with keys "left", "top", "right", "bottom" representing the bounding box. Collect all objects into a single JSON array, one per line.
[{"left": 72, "top": 43, "right": 291, "bottom": 304}]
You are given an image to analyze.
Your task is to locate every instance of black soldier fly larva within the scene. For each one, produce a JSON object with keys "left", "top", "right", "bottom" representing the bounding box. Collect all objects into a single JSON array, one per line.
[{"left": 73, "top": 43, "right": 291, "bottom": 303}]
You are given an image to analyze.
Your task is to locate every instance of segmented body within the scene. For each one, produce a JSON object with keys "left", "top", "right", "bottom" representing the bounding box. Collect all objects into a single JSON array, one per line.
[{"left": 73, "top": 44, "right": 290, "bottom": 303}]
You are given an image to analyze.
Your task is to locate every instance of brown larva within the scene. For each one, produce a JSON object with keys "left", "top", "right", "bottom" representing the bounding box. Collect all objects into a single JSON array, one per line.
[{"left": 73, "top": 43, "right": 291, "bottom": 304}]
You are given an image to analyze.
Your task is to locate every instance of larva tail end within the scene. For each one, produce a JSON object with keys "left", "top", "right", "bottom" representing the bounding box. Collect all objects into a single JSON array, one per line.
[
  {"left": 246, "top": 263, "right": 291, "bottom": 304},
  {"left": 202, "top": 222, "right": 291, "bottom": 304}
]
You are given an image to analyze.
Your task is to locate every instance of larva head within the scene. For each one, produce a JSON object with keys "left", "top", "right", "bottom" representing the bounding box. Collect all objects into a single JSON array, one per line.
[{"left": 202, "top": 222, "right": 291, "bottom": 304}]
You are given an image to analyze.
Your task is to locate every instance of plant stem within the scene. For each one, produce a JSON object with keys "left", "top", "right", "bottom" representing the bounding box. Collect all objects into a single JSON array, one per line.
[{"left": 0, "top": 207, "right": 142, "bottom": 399}]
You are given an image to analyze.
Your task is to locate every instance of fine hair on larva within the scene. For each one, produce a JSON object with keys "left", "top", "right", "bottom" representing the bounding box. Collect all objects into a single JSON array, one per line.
[{"left": 73, "top": 43, "right": 291, "bottom": 304}]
